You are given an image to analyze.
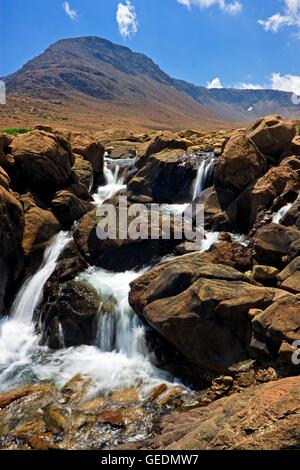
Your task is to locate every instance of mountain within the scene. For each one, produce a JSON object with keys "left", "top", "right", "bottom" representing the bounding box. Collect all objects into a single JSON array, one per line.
[{"left": 2, "top": 36, "right": 300, "bottom": 132}]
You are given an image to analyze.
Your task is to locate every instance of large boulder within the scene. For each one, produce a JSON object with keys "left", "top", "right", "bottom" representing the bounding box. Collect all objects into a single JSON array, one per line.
[
  {"left": 38, "top": 280, "right": 101, "bottom": 349},
  {"left": 254, "top": 223, "right": 300, "bottom": 267},
  {"left": 277, "top": 257, "right": 300, "bottom": 294},
  {"left": 246, "top": 115, "right": 296, "bottom": 157},
  {"left": 73, "top": 204, "right": 186, "bottom": 272},
  {"left": 133, "top": 376, "right": 300, "bottom": 450},
  {"left": 68, "top": 131, "right": 104, "bottom": 174},
  {"left": 0, "top": 133, "right": 13, "bottom": 167},
  {"left": 281, "top": 194, "right": 300, "bottom": 228},
  {"left": 52, "top": 190, "right": 93, "bottom": 229},
  {"left": 251, "top": 295, "right": 300, "bottom": 359},
  {"left": 129, "top": 256, "right": 287, "bottom": 372},
  {"left": 214, "top": 129, "right": 266, "bottom": 195},
  {"left": 128, "top": 149, "right": 196, "bottom": 203},
  {"left": 12, "top": 130, "right": 74, "bottom": 192}
]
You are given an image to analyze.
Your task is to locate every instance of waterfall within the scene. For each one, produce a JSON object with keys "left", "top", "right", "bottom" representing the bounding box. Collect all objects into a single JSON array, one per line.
[
  {"left": 193, "top": 155, "right": 216, "bottom": 201},
  {"left": 11, "top": 231, "right": 71, "bottom": 324},
  {"left": 272, "top": 203, "right": 293, "bottom": 224}
]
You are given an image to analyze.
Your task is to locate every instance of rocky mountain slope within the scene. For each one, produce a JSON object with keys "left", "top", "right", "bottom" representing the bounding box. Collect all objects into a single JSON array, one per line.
[{"left": 3, "top": 36, "right": 300, "bottom": 132}]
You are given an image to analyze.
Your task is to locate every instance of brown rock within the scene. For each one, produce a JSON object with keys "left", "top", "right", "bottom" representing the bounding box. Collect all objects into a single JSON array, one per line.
[
  {"left": 0, "top": 167, "right": 10, "bottom": 190},
  {"left": 246, "top": 115, "right": 296, "bottom": 157},
  {"left": 52, "top": 190, "right": 93, "bottom": 229},
  {"left": 12, "top": 130, "right": 73, "bottom": 191},
  {"left": 144, "top": 131, "right": 190, "bottom": 158},
  {"left": 254, "top": 223, "right": 300, "bottom": 267},
  {"left": 72, "top": 154, "right": 94, "bottom": 191},
  {"left": 69, "top": 131, "right": 104, "bottom": 174},
  {"left": 214, "top": 129, "right": 266, "bottom": 194},
  {"left": 252, "top": 265, "right": 279, "bottom": 281}
]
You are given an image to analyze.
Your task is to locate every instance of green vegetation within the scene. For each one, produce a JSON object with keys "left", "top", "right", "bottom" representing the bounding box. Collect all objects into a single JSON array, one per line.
[
  {"left": 1, "top": 128, "right": 31, "bottom": 135},
  {"left": 296, "top": 125, "right": 300, "bottom": 135}
]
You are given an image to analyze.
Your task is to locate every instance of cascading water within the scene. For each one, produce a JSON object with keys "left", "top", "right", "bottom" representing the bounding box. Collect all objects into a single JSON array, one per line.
[
  {"left": 193, "top": 154, "right": 216, "bottom": 201},
  {"left": 272, "top": 202, "right": 293, "bottom": 224},
  {"left": 0, "top": 158, "right": 170, "bottom": 396}
]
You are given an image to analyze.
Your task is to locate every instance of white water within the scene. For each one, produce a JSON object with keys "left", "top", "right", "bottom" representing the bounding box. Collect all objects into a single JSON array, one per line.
[
  {"left": 193, "top": 155, "right": 216, "bottom": 201},
  {"left": 272, "top": 203, "right": 293, "bottom": 224},
  {"left": 0, "top": 160, "right": 170, "bottom": 396}
]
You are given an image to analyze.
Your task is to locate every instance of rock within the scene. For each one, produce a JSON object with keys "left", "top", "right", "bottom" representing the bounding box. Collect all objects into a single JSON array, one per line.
[
  {"left": 0, "top": 384, "right": 54, "bottom": 410},
  {"left": 130, "top": 258, "right": 286, "bottom": 372},
  {"left": 122, "top": 376, "right": 300, "bottom": 450},
  {"left": 73, "top": 205, "right": 185, "bottom": 272},
  {"left": 128, "top": 149, "right": 195, "bottom": 203},
  {"left": 277, "top": 256, "right": 300, "bottom": 293},
  {"left": 38, "top": 280, "right": 101, "bottom": 349},
  {"left": 144, "top": 131, "right": 190, "bottom": 158},
  {"left": 0, "top": 167, "right": 10, "bottom": 190},
  {"left": 12, "top": 130, "right": 73, "bottom": 192},
  {"left": 278, "top": 341, "right": 299, "bottom": 364},
  {"left": 52, "top": 190, "right": 93, "bottom": 229},
  {"left": 214, "top": 129, "right": 266, "bottom": 194},
  {"left": 251, "top": 295, "right": 300, "bottom": 358},
  {"left": 69, "top": 131, "right": 104, "bottom": 174},
  {"left": 22, "top": 201, "right": 61, "bottom": 258},
  {"left": 254, "top": 223, "right": 300, "bottom": 267},
  {"left": 280, "top": 155, "right": 300, "bottom": 170},
  {"left": 34, "top": 124, "right": 53, "bottom": 133},
  {"left": 246, "top": 115, "right": 296, "bottom": 157},
  {"left": 218, "top": 232, "right": 232, "bottom": 242},
  {"left": 281, "top": 194, "right": 300, "bottom": 228},
  {"left": 250, "top": 166, "right": 300, "bottom": 227},
  {"left": 200, "top": 187, "right": 232, "bottom": 231},
  {"left": 0, "top": 133, "right": 13, "bottom": 166},
  {"left": 71, "top": 154, "right": 94, "bottom": 191},
  {"left": 0, "top": 186, "right": 24, "bottom": 259},
  {"left": 252, "top": 265, "right": 279, "bottom": 281},
  {"left": 144, "top": 384, "right": 168, "bottom": 403}
]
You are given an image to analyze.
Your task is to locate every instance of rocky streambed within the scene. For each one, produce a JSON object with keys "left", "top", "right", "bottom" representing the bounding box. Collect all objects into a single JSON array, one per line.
[{"left": 0, "top": 116, "right": 300, "bottom": 450}]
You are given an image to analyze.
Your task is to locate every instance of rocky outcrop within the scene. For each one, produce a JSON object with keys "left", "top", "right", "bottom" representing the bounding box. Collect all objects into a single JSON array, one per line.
[
  {"left": 129, "top": 256, "right": 287, "bottom": 372},
  {"left": 0, "top": 167, "right": 10, "bottom": 190},
  {"left": 12, "top": 130, "right": 74, "bottom": 192},
  {"left": 52, "top": 190, "right": 93, "bottom": 229},
  {"left": 0, "top": 133, "right": 13, "bottom": 167},
  {"left": 128, "top": 149, "right": 196, "bottom": 203},
  {"left": 38, "top": 280, "right": 101, "bottom": 349},
  {"left": 246, "top": 115, "right": 296, "bottom": 157},
  {"left": 128, "top": 376, "right": 300, "bottom": 450}
]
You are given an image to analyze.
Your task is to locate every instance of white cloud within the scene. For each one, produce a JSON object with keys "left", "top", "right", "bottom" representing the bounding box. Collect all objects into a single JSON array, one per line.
[
  {"left": 259, "top": 0, "right": 300, "bottom": 33},
  {"left": 236, "top": 83, "right": 263, "bottom": 90},
  {"left": 207, "top": 77, "right": 223, "bottom": 88},
  {"left": 271, "top": 72, "right": 300, "bottom": 95},
  {"left": 178, "top": 0, "right": 242, "bottom": 15},
  {"left": 63, "top": 2, "right": 79, "bottom": 21},
  {"left": 116, "top": 1, "right": 138, "bottom": 39}
]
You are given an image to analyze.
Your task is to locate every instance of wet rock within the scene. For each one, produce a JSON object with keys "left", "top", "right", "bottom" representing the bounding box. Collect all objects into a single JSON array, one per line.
[
  {"left": 280, "top": 155, "right": 300, "bottom": 171},
  {"left": 38, "top": 280, "right": 102, "bottom": 349},
  {"left": 73, "top": 206, "right": 186, "bottom": 272},
  {"left": 127, "top": 376, "right": 300, "bottom": 450},
  {"left": 52, "top": 190, "right": 93, "bottom": 229},
  {"left": 12, "top": 130, "right": 74, "bottom": 192},
  {"left": 128, "top": 149, "right": 197, "bottom": 203},
  {"left": 144, "top": 131, "right": 190, "bottom": 159},
  {"left": 246, "top": 115, "right": 296, "bottom": 157}
]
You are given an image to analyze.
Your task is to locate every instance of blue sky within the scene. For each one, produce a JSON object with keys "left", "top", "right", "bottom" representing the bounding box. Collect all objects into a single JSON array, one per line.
[{"left": 1, "top": 0, "right": 300, "bottom": 93}]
